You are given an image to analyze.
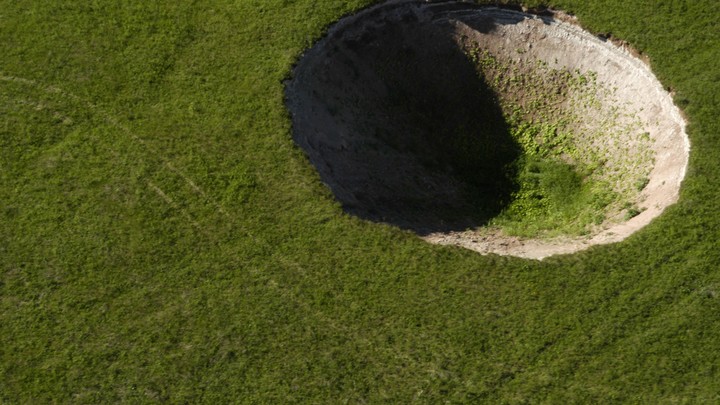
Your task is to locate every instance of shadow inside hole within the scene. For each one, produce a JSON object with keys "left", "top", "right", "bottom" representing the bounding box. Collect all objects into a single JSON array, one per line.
[{"left": 287, "top": 6, "right": 521, "bottom": 234}]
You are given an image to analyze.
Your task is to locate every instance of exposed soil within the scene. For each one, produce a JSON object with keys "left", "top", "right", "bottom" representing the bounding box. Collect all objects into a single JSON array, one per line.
[{"left": 285, "top": 0, "right": 689, "bottom": 260}]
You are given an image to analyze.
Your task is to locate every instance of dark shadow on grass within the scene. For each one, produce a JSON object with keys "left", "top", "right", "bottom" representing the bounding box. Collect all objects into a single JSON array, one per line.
[{"left": 286, "top": 3, "right": 520, "bottom": 235}]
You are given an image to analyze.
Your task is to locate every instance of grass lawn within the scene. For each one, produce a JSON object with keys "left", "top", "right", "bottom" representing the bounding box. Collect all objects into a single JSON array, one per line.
[{"left": 2, "top": 0, "right": 719, "bottom": 402}]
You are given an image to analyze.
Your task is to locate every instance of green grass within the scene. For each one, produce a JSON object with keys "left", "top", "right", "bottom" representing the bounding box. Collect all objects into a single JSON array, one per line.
[{"left": 1, "top": 0, "right": 719, "bottom": 402}]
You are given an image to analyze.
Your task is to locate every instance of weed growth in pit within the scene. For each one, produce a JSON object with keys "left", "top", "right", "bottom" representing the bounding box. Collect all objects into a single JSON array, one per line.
[{"left": 465, "top": 47, "right": 654, "bottom": 237}]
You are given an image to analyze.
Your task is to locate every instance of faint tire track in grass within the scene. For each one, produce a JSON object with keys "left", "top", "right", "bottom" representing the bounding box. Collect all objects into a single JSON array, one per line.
[
  {"left": 147, "top": 180, "right": 208, "bottom": 236},
  {"left": 1, "top": 72, "right": 232, "bottom": 240}
]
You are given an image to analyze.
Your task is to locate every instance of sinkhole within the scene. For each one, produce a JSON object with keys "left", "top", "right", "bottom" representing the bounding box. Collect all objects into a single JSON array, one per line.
[{"left": 285, "top": 0, "right": 689, "bottom": 259}]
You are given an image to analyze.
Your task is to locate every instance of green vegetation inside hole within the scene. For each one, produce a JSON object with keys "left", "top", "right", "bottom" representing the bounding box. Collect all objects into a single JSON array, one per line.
[
  {"left": 493, "top": 154, "right": 615, "bottom": 237},
  {"left": 464, "top": 45, "right": 653, "bottom": 238}
]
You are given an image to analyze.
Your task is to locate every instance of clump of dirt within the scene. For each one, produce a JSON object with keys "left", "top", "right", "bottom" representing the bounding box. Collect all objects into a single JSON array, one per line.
[{"left": 285, "top": 0, "right": 689, "bottom": 259}]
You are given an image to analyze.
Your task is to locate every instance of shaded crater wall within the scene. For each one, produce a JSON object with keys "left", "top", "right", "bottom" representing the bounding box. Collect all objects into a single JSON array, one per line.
[{"left": 286, "top": 3, "right": 520, "bottom": 233}]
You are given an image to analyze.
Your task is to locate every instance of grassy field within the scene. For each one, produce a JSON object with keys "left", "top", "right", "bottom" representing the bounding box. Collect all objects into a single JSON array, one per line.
[{"left": 2, "top": 0, "right": 719, "bottom": 402}]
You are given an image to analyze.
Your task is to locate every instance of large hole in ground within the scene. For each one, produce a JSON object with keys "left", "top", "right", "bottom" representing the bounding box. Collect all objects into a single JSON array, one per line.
[{"left": 285, "top": 1, "right": 689, "bottom": 259}]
